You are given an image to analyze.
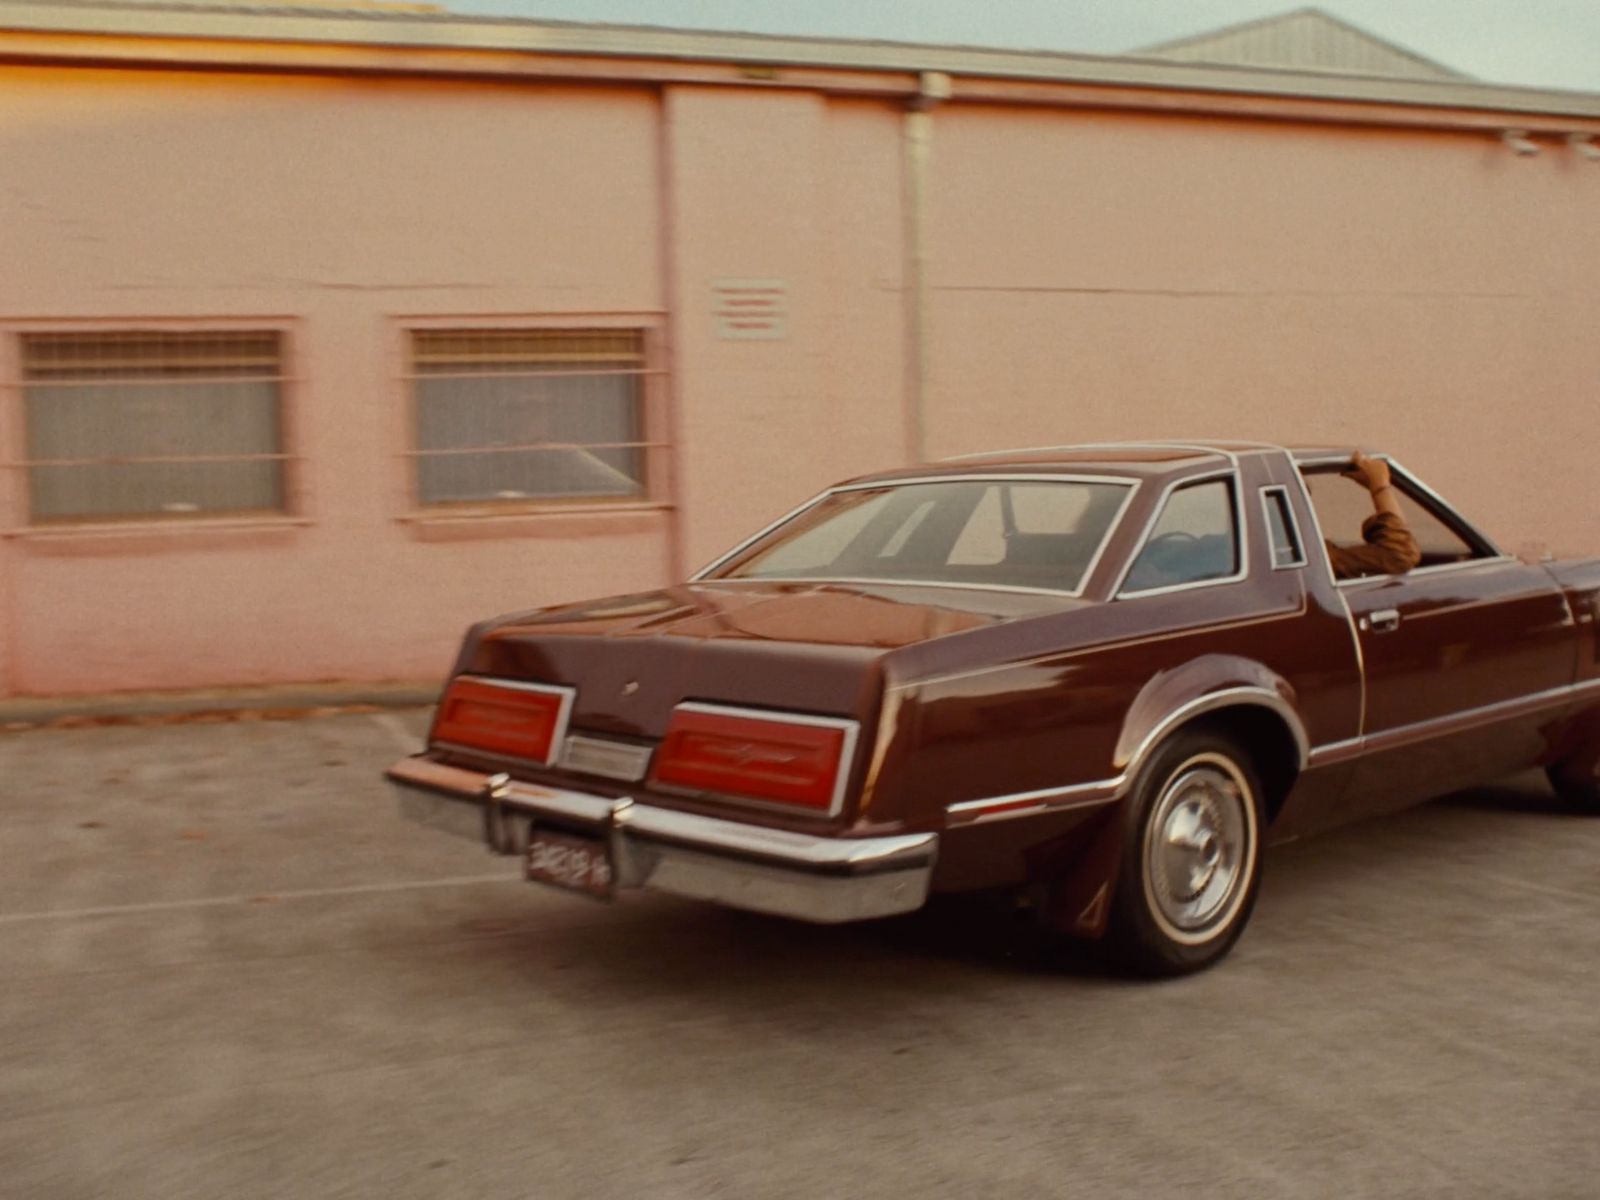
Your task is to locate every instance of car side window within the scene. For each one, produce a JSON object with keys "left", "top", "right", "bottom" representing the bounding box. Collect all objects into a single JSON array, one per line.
[
  {"left": 1261, "top": 487, "right": 1306, "bottom": 569},
  {"left": 1121, "top": 479, "right": 1239, "bottom": 594},
  {"left": 1302, "top": 469, "right": 1480, "bottom": 571}
]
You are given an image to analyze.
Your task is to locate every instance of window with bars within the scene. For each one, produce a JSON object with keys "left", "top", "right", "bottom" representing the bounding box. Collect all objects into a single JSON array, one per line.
[
  {"left": 409, "top": 328, "right": 652, "bottom": 507},
  {"left": 20, "top": 330, "right": 288, "bottom": 523}
]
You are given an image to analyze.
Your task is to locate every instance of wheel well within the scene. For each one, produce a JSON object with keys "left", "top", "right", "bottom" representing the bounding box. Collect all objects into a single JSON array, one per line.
[{"left": 1186, "top": 706, "right": 1301, "bottom": 822}]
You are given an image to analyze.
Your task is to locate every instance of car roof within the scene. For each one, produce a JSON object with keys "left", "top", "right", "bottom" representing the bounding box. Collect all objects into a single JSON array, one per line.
[
  {"left": 839, "top": 440, "right": 1288, "bottom": 486},
  {"left": 1289, "top": 445, "right": 1363, "bottom": 464},
  {"left": 838, "top": 441, "right": 1374, "bottom": 488}
]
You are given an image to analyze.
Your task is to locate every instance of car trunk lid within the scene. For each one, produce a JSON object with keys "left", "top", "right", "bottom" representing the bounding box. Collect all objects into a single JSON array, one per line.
[
  {"left": 445, "top": 581, "right": 1069, "bottom": 824},
  {"left": 459, "top": 580, "right": 1041, "bottom": 735}
]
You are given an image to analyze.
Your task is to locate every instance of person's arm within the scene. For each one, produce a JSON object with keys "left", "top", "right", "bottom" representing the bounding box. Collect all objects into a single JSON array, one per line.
[{"left": 1324, "top": 453, "right": 1422, "bottom": 579}]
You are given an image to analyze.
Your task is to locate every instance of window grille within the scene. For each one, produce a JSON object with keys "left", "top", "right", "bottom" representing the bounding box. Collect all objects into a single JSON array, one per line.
[
  {"left": 407, "top": 328, "right": 657, "bottom": 506},
  {"left": 20, "top": 330, "right": 289, "bottom": 522}
]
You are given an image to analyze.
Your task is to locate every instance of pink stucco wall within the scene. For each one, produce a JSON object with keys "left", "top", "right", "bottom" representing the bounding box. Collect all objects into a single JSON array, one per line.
[
  {"left": 0, "top": 60, "right": 1595, "bottom": 698},
  {"left": 923, "top": 108, "right": 1600, "bottom": 560},
  {"left": 665, "top": 89, "right": 910, "bottom": 570},
  {"left": 0, "top": 68, "right": 674, "bottom": 695}
]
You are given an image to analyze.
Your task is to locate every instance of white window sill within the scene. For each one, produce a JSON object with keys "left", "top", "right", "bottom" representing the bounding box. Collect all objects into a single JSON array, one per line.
[
  {"left": 4, "top": 515, "right": 311, "bottom": 539},
  {"left": 397, "top": 502, "right": 670, "bottom": 542},
  {"left": 3, "top": 516, "right": 312, "bottom": 554}
]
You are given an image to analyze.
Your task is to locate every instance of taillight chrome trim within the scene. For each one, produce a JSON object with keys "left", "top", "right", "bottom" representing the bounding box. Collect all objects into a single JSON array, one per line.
[
  {"left": 436, "top": 674, "right": 577, "bottom": 767},
  {"left": 661, "top": 701, "right": 862, "bottom": 819}
]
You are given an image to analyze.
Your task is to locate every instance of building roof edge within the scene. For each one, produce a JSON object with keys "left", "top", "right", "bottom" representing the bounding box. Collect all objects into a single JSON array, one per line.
[{"left": 1, "top": 1, "right": 1597, "bottom": 119}]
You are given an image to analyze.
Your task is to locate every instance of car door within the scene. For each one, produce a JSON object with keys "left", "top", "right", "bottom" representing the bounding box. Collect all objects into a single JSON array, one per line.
[{"left": 1303, "top": 463, "right": 1575, "bottom": 812}]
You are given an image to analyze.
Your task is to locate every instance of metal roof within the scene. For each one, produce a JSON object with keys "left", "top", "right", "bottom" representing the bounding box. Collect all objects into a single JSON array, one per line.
[
  {"left": 847, "top": 442, "right": 1262, "bottom": 483},
  {"left": 1137, "top": 7, "right": 1469, "bottom": 83},
  {"left": 2, "top": 0, "right": 1598, "bottom": 119}
]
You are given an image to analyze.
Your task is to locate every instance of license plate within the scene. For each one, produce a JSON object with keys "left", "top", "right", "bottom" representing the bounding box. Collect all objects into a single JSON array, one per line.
[{"left": 526, "top": 827, "right": 614, "bottom": 900}]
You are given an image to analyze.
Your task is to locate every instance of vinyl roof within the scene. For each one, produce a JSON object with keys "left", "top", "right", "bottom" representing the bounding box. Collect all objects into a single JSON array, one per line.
[
  {"left": 946, "top": 442, "right": 1250, "bottom": 465},
  {"left": 840, "top": 443, "right": 1259, "bottom": 486},
  {"left": 853, "top": 441, "right": 1383, "bottom": 483},
  {"left": 4, "top": 0, "right": 1599, "bottom": 120}
]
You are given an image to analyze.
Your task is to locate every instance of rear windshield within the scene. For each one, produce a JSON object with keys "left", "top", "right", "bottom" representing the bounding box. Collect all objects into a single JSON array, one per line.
[{"left": 707, "top": 478, "right": 1133, "bottom": 593}]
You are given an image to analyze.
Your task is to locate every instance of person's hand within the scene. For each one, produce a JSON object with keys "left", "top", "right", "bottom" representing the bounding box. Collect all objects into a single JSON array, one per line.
[{"left": 1342, "top": 451, "right": 1391, "bottom": 494}]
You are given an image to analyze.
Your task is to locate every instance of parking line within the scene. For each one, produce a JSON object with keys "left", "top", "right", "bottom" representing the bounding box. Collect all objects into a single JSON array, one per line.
[
  {"left": 0, "top": 872, "right": 523, "bottom": 925},
  {"left": 1473, "top": 870, "right": 1600, "bottom": 907},
  {"left": 370, "top": 711, "right": 424, "bottom": 754}
]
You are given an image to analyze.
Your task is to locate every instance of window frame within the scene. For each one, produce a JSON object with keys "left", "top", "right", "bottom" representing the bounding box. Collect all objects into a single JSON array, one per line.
[
  {"left": 395, "top": 315, "right": 669, "bottom": 519},
  {"left": 1292, "top": 455, "right": 1509, "bottom": 588},
  {"left": 2, "top": 317, "right": 303, "bottom": 533},
  {"left": 1114, "top": 470, "right": 1248, "bottom": 599},
  {"left": 1259, "top": 485, "right": 1308, "bottom": 570}
]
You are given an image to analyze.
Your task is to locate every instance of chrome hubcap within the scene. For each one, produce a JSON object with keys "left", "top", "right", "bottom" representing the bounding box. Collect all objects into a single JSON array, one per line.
[{"left": 1144, "top": 759, "right": 1254, "bottom": 943}]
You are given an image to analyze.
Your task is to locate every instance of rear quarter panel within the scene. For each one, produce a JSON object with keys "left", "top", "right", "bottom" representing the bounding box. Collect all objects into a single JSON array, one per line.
[
  {"left": 1541, "top": 557, "right": 1600, "bottom": 777},
  {"left": 1547, "top": 557, "right": 1600, "bottom": 683},
  {"left": 868, "top": 566, "right": 1360, "bottom": 889}
]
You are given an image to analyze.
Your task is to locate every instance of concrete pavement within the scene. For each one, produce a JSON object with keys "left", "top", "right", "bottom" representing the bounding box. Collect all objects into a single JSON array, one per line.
[{"left": 2, "top": 711, "right": 1597, "bottom": 1199}]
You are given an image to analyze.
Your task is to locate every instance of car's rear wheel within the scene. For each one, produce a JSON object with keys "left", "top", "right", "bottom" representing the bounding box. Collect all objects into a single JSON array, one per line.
[{"left": 1104, "top": 730, "right": 1264, "bottom": 976}]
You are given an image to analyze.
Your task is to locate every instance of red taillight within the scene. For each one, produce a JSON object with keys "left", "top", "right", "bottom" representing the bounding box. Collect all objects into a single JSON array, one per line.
[
  {"left": 432, "top": 676, "right": 574, "bottom": 765},
  {"left": 650, "top": 704, "right": 859, "bottom": 814}
]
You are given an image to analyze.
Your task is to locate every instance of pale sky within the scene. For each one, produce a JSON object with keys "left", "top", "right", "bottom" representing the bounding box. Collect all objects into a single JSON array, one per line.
[{"left": 437, "top": 0, "right": 1600, "bottom": 92}]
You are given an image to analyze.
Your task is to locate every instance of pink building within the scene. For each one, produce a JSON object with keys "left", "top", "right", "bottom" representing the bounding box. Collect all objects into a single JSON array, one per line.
[{"left": 0, "top": 3, "right": 1596, "bottom": 700}]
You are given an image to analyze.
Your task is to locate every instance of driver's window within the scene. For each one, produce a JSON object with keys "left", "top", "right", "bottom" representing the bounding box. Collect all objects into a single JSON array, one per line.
[
  {"left": 1122, "top": 479, "right": 1239, "bottom": 594},
  {"left": 1301, "top": 470, "right": 1478, "bottom": 572}
]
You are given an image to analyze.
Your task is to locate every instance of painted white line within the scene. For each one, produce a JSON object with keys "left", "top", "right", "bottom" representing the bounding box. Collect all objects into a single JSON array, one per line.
[
  {"left": 370, "top": 710, "right": 424, "bottom": 754},
  {"left": 1473, "top": 870, "right": 1600, "bottom": 907},
  {"left": 0, "top": 872, "right": 523, "bottom": 925}
]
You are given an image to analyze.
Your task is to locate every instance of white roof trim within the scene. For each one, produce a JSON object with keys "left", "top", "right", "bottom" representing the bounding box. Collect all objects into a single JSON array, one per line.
[{"left": 3, "top": 1, "right": 1599, "bottom": 119}]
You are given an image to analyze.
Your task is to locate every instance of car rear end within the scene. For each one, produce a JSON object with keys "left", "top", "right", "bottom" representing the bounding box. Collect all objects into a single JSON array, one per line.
[
  {"left": 386, "top": 602, "right": 939, "bottom": 923},
  {"left": 390, "top": 465, "right": 1142, "bottom": 923}
]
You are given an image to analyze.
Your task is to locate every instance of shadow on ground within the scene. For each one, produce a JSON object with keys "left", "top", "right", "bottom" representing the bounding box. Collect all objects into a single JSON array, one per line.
[{"left": 437, "top": 770, "right": 1580, "bottom": 1000}]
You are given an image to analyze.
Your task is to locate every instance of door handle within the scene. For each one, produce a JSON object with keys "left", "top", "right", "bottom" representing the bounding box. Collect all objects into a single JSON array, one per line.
[{"left": 1361, "top": 608, "right": 1401, "bottom": 634}]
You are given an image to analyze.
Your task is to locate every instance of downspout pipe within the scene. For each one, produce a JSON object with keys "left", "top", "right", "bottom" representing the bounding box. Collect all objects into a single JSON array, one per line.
[{"left": 902, "top": 70, "right": 951, "bottom": 467}]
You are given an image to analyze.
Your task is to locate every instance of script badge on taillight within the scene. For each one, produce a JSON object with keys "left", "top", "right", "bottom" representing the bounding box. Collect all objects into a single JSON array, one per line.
[{"left": 650, "top": 702, "right": 860, "bottom": 815}]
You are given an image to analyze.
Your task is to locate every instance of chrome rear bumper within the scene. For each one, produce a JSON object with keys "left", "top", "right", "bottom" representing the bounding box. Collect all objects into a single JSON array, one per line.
[{"left": 387, "top": 755, "right": 937, "bottom": 924}]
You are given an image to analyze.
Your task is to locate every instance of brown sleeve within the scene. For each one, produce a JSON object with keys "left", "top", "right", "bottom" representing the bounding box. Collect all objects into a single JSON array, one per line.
[{"left": 1325, "top": 511, "right": 1422, "bottom": 580}]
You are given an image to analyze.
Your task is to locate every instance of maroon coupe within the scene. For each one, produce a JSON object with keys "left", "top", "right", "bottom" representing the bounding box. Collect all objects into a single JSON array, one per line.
[{"left": 387, "top": 442, "right": 1600, "bottom": 973}]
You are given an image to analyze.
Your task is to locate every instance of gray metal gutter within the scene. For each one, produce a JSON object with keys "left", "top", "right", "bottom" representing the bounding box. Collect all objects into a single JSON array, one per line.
[{"left": 2, "top": 0, "right": 1599, "bottom": 119}]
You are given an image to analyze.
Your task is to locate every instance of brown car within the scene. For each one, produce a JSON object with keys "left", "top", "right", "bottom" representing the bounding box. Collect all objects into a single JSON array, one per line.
[{"left": 387, "top": 442, "right": 1600, "bottom": 974}]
